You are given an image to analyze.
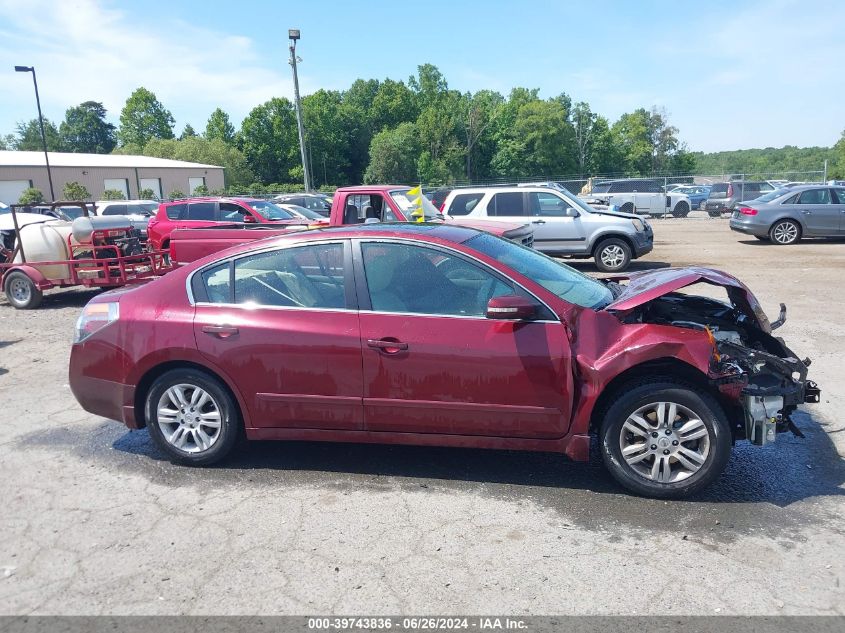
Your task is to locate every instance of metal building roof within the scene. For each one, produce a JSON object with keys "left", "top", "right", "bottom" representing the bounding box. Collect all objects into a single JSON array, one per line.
[{"left": 0, "top": 150, "right": 222, "bottom": 169}]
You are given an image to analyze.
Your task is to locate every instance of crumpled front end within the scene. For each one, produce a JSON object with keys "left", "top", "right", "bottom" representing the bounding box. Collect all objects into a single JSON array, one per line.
[{"left": 607, "top": 268, "right": 820, "bottom": 446}]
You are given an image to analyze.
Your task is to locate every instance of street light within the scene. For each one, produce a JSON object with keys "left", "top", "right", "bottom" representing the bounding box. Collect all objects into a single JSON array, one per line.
[
  {"left": 14, "top": 65, "right": 55, "bottom": 201},
  {"left": 288, "top": 29, "right": 311, "bottom": 192}
]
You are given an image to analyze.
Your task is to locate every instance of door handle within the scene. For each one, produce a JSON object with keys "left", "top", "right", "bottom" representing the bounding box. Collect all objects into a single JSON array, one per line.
[
  {"left": 202, "top": 324, "right": 239, "bottom": 338},
  {"left": 532, "top": 219, "right": 546, "bottom": 224},
  {"left": 367, "top": 338, "right": 408, "bottom": 353},
  {"left": 801, "top": 210, "right": 811, "bottom": 214}
]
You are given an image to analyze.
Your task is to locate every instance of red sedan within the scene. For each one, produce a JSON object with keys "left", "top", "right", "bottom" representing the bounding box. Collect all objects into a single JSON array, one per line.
[{"left": 69, "top": 224, "right": 818, "bottom": 498}]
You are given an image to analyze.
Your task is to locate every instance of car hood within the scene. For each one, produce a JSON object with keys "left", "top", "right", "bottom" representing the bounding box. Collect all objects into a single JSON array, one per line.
[
  {"left": 447, "top": 217, "right": 529, "bottom": 236},
  {"left": 603, "top": 266, "right": 772, "bottom": 331},
  {"left": 587, "top": 209, "right": 641, "bottom": 220}
]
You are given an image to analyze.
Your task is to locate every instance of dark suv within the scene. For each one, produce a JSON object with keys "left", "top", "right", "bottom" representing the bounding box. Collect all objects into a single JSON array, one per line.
[{"left": 705, "top": 181, "right": 775, "bottom": 217}]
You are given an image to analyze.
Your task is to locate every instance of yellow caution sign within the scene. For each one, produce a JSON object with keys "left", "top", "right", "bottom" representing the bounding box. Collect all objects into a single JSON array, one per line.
[{"left": 407, "top": 186, "right": 425, "bottom": 223}]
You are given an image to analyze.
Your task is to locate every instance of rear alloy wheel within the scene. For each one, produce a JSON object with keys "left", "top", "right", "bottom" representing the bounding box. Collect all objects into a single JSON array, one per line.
[
  {"left": 600, "top": 380, "right": 731, "bottom": 498},
  {"left": 3, "top": 271, "right": 42, "bottom": 309},
  {"left": 594, "top": 238, "right": 632, "bottom": 273},
  {"left": 672, "top": 201, "right": 690, "bottom": 218},
  {"left": 146, "top": 369, "right": 240, "bottom": 465},
  {"left": 769, "top": 219, "right": 800, "bottom": 245}
]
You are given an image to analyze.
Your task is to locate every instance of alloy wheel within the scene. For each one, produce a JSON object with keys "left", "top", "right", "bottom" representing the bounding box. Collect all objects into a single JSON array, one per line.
[
  {"left": 600, "top": 245, "right": 626, "bottom": 269},
  {"left": 156, "top": 384, "right": 222, "bottom": 453},
  {"left": 771, "top": 221, "right": 799, "bottom": 244},
  {"left": 619, "top": 401, "right": 711, "bottom": 483}
]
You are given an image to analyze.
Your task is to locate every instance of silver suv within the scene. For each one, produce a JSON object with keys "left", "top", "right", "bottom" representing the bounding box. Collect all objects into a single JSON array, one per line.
[{"left": 442, "top": 185, "right": 653, "bottom": 272}]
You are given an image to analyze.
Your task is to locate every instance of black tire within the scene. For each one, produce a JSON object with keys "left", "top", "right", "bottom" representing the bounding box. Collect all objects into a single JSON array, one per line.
[
  {"left": 3, "top": 270, "right": 43, "bottom": 309},
  {"left": 619, "top": 202, "right": 635, "bottom": 214},
  {"left": 145, "top": 368, "right": 241, "bottom": 466},
  {"left": 672, "top": 201, "right": 690, "bottom": 218},
  {"left": 769, "top": 219, "right": 801, "bottom": 245},
  {"left": 593, "top": 238, "right": 632, "bottom": 273},
  {"left": 599, "top": 379, "right": 731, "bottom": 499},
  {"left": 707, "top": 209, "right": 722, "bottom": 218}
]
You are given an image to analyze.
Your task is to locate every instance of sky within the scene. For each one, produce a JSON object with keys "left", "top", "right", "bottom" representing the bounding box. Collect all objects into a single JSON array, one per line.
[{"left": 0, "top": 0, "right": 842, "bottom": 153}]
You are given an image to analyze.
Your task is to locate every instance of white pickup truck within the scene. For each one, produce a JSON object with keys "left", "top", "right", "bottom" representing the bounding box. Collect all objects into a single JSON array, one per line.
[{"left": 581, "top": 178, "right": 692, "bottom": 217}]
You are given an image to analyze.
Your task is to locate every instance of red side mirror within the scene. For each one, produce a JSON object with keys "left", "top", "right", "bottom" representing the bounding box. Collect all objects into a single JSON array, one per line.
[
  {"left": 486, "top": 295, "right": 539, "bottom": 321},
  {"left": 243, "top": 214, "right": 257, "bottom": 224}
]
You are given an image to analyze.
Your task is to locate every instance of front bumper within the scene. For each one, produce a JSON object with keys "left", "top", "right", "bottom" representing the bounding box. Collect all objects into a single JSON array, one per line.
[{"left": 632, "top": 229, "right": 654, "bottom": 257}]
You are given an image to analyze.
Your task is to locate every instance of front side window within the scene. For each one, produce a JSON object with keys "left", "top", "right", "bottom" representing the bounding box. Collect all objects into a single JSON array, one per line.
[
  {"left": 529, "top": 192, "right": 568, "bottom": 217},
  {"left": 220, "top": 202, "right": 249, "bottom": 222},
  {"left": 465, "top": 232, "right": 613, "bottom": 310},
  {"left": 234, "top": 243, "right": 346, "bottom": 309},
  {"left": 361, "top": 242, "right": 515, "bottom": 317},
  {"left": 389, "top": 189, "right": 440, "bottom": 220},
  {"left": 796, "top": 189, "right": 831, "bottom": 204},
  {"left": 246, "top": 200, "right": 294, "bottom": 220},
  {"left": 832, "top": 188, "right": 845, "bottom": 204}
]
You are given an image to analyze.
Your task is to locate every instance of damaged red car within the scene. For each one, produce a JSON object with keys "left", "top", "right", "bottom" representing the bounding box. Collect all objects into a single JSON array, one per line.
[{"left": 69, "top": 224, "right": 819, "bottom": 498}]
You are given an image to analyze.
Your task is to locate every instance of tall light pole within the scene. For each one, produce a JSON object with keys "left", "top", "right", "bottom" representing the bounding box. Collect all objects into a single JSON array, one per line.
[
  {"left": 288, "top": 29, "right": 311, "bottom": 192},
  {"left": 14, "top": 65, "right": 55, "bottom": 201}
]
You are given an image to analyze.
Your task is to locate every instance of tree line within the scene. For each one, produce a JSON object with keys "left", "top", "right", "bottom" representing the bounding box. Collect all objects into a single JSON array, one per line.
[{"left": 3, "top": 63, "right": 843, "bottom": 195}]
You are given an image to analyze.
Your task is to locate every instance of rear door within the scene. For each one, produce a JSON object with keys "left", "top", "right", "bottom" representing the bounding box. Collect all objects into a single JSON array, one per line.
[
  {"left": 525, "top": 190, "right": 586, "bottom": 253},
  {"left": 183, "top": 201, "right": 219, "bottom": 229},
  {"left": 193, "top": 240, "right": 364, "bottom": 430},
  {"left": 832, "top": 188, "right": 845, "bottom": 233},
  {"left": 796, "top": 188, "right": 838, "bottom": 235}
]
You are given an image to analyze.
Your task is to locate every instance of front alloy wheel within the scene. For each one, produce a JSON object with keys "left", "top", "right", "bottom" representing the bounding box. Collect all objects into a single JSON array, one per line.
[
  {"left": 594, "top": 238, "right": 632, "bottom": 272},
  {"left": 770, "top": 220, "right": 800, "bottom": 245},
  {"left": 600, "top": 380, "right": 731, "bottom": 498}
]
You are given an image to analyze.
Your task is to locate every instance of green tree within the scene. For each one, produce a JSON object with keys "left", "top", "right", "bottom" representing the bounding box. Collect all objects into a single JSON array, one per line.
[
  {"left": 205, "top": 108, "right": 235, "bottom": 144},
  {"left": 139, "top": 187, "right": 157, "bottom": 200},
  {"left": 59, "top": 101, "right": 116, "bottom": 153},
  {"left": 101, "top": 189, "right": 126, "bottom": 200},
  {"left": 611, "top": 107, "right": 681, "bottom": 175},
  {"left": 364, "top": 122, "right": 420, "bottom": 184},
  {"left": 179, "top": 123, "right": 197, "bottom": 140},
  {"left": 572, "top": 101, "right": 597, "bottom": 176},
  {"left": 118, "top": 87, "right": 175, "bottom": 147},
  {"left": 342, "top": 78, "right": 382, "bottom": 183},
  {"left": 0, "top": 133, "right": 16, "bottom": 149},
  {"left": 192, "top": 183, "right": 209, "bottom": 195},
  {"left": 832, "top": 131, "right": 845, "bottom": 178},
  {"left": 15, "top": 118, "right": 62, "bottom": 151},
  {"left": 168, "top": 189, "right": 185, "bottom": 199},
  {"left": 18, "top": 187, "right": 44, "bottom": 204},
  {"left": 371, "top": 79, "right": 418, "bottom": 132},
  {"left": 302, "top": 89, "right": 352, "bottom": 186},
  {"left": 238, "top": 97, "right": 299, "bottom": 184},
  {"left": 63, "top": 181, "right": 91, "bottom": 201},
  {"left": 492, "top": 99, "right": 575, "bottom": 178},
  {"left": 460, "top": 90, "right": 503, "bottom": 181},
  {"left": 141, "top": 136, "right": 254, "bottom": 187}
]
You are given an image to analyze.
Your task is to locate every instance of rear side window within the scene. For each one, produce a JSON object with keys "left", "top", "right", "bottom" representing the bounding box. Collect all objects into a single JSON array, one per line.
[
  {"left": 832, "top": 189, "right": 845, "bottom": 204},
  {"left": 490, "top": 192, "right": 525, "bottom": 216},
  {"left": 200, "top": 262, "right": 232, "bottom": 304},
  {"left": 796, "top": 189, "right": 831, "bottom": 204},
  {"left": 187, "top": 202, "right": 216, "bottom": 220},
  {"left": 102, "top": 204, "right": 127, "bottom": 216},
  {"left": 447, "top": 193, "right": 484, "bottom": 216},
  {"left": 165, "top": 203, "right": 187, "bottom": 219},
  {"left": 234, "top": 243, "right": 346, "bottom": 309},
  {"left": 710, "top": 184, "right": 729, "bottom": 195}
]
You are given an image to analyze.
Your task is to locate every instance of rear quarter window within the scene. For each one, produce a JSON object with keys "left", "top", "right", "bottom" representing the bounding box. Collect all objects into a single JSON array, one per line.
[
  {"left": 447, "top": 193, "right": 484, "bottom": 216},
  {"left": 165, "top": 203, "right": 187, "bottom": 220}
]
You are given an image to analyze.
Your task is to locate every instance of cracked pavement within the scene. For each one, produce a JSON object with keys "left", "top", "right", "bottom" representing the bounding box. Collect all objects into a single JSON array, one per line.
[{"left": 0, "top": 218, "right": 843, "bottom": 615}]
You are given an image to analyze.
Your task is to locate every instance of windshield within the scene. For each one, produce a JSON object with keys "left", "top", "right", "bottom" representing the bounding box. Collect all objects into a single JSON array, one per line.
[
  {"left": 465, "top": 232, "right": 613, "bottom": 310},
  {"left": 59, "top": 206, "right": 87, "bottom": 219},
  {"left": 390, "top": 189, "right": 441, "bottom": 220},
  {"left": 284, "top": 204, "right": 323, "bottom": 220},
  {"left": 753, "top": 189, "right": 787, "bottom": 203},
  {"left": 245, "top": 200, "right": 294, "bottom": 220}
]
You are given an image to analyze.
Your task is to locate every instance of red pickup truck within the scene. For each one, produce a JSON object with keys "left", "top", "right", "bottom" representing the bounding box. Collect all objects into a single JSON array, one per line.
[{"left": 170, "top": 185, "right": 534, "bottom": 265}]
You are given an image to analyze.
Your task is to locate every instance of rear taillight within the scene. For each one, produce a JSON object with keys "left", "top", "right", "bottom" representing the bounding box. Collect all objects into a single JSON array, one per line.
[
  {"left": 739, "top": 207, "right": 758, "bottom": 215},
  {"left": 74, "top": 301, "right": 119, "bottom": 343},
  {"left": 727, "top": 184, "right": 733, "bottom": 197}
]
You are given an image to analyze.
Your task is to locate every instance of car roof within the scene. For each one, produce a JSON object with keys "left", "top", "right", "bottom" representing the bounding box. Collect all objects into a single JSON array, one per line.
[{"left": 336, "top": 185, "right": 409, "bottom": 193}]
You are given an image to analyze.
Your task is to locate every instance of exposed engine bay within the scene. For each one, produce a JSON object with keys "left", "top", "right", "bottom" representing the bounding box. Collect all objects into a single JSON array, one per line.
[{"left": 617, "top": 289, "right": 820, "bottom": 445}]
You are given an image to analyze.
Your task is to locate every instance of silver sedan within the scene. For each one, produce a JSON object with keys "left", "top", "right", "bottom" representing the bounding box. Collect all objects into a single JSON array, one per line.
[{"left": 729, "top": 184, "right": 845, "bottom": 244}]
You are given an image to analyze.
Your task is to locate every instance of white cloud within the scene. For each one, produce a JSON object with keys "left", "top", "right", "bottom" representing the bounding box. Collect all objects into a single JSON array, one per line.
[{"left": 0, "top": 0, "right": 309, "bottom": 130}]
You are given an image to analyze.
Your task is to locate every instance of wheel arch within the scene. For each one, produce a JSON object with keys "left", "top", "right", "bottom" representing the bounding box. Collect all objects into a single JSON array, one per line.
[
  {"left": 133, "top": 359, "right": 248, "bottom": 430},
  {"left": 587, "top": 357, "right": 713, "bottom": 435},
  {"left": 768, "top": 215, "right": 805, "bottom": 235},
  {"left": 590, "top": 231, "right": 636, "bottom": 256}
]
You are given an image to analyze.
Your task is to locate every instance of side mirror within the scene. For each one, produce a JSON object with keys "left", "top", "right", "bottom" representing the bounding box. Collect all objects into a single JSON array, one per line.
[
  {"left": 565, "top": 207, "right": 580, "bottom": 218},
  {"left": 486, "top": 295, "right": 539, "bottom": 321},
  {"left": 243, "top": 214, "right": 257, "bottom": 224}
]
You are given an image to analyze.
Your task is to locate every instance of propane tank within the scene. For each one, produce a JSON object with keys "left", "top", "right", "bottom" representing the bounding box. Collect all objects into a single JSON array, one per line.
[
  {"left": 71, "top": 215, "right": 133, "bottom": 243},
  {"left": 13, "top": 221, "right": 73, "bottom": 279}
]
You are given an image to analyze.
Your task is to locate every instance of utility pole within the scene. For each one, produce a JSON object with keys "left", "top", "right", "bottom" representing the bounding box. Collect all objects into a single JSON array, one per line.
[
  {"left": 15, "top": 65, "right": 55, "bottom": 201},
  {"left": 288, "top": 29, "right": 311, "bottom": 192}
]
